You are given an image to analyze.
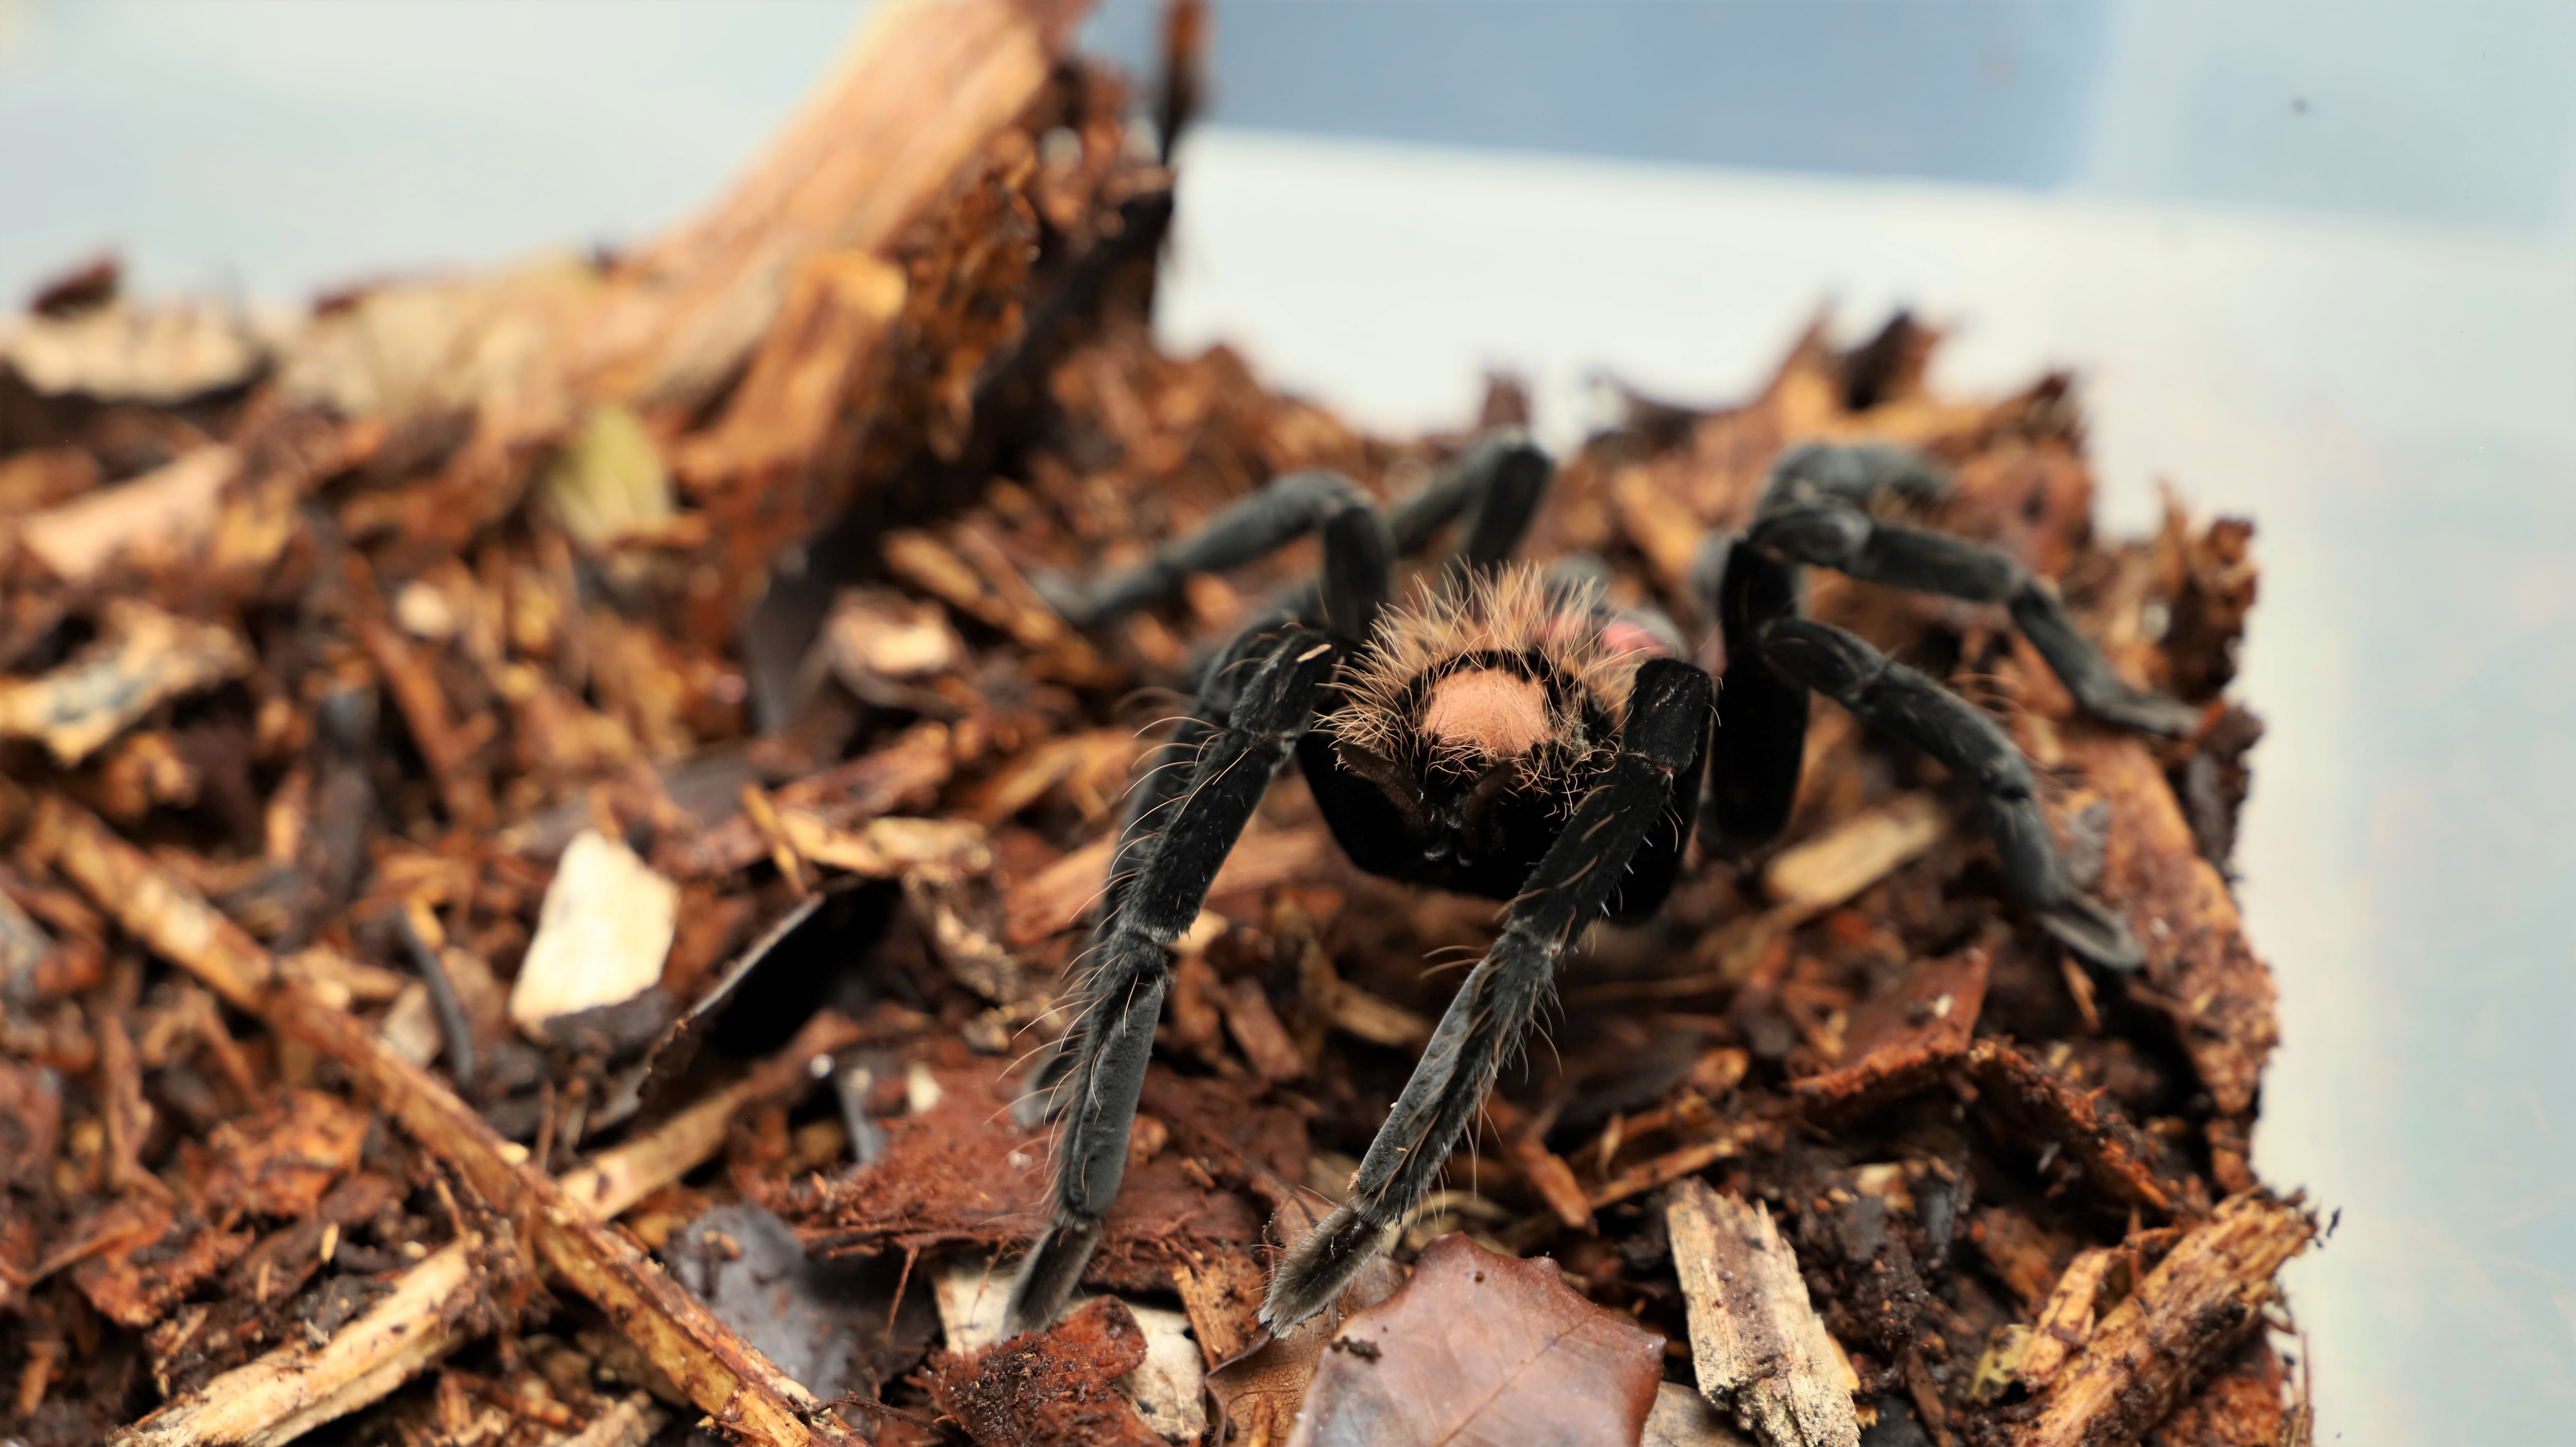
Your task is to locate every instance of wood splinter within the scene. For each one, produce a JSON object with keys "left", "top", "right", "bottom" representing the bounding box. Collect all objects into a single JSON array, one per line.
[
  {"left": 1666, "top": 1177, "right": 1861, "bottom": 1447},
  {"left": 2014, "top": 1192, "right": 2314, "bottom": 1447}
]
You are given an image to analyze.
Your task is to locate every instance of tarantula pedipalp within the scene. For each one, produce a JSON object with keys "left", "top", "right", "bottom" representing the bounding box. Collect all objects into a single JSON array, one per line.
[{"left": 1003, "top": 433, "right": 2192, "bottom": 1335}]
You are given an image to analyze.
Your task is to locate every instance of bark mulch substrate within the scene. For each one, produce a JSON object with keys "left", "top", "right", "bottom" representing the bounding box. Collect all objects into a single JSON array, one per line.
[{"left": 0, "top": 4, "right": 2308, "bottom": 1445}]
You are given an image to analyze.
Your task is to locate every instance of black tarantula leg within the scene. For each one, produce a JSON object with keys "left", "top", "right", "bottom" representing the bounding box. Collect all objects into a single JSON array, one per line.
[
  {"left": 1012, "top": 702, "right": 1233, "bottom": 1126},
  {"left": 1745, "top": 501, "right": 2201, "bottom": 738},
  {"left": 1755, "top": 618, "right": 2147, "bottom": 974},
  {"left": 1007, "top": 626, "right": 1341, "bottom": 1334},
  {"left": 1760, "top": 439, "right": 1951, "bottom": 511},
  {"left": 1262, "top": 659, "right": 1714, "bottom": 1330},
  {"left": 1316, "top": 503, "right": 1393, "bottom": 643},
  {"left": 1692, "top": 534, "right": 1811, "bottom": 855},
  {"left": 1232, "top": 428, "right": 1548, "bottom": 635},
  {"left": 1032, "top": 469, "right": 1379, "bottom": 629},
  {"left": 1386, "top": 428, "right": 1553, "bottom": 576}
]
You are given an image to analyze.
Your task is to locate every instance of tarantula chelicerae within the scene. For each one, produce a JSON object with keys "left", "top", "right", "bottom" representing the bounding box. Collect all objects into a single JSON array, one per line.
[{"left": 1004, "top": 433, "right": 2197, "bottom": 1334}]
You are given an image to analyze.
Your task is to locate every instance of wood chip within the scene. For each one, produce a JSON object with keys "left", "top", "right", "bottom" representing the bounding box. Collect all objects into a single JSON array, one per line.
[
  {"left": 0, "top": 601, "right": 251, "bottom": 764},
  {"left": 505, "top": 830, "right": 676, "bottom": 1039},
  {"left": 184, "top": 1087, "right": 369, "bottom": 1220},
  {"left": 1168, "top": 1245, "right": 1269, "bottom": 1369},
  {"left": 69, "top": 1198, "right": 251, "bottom": 1329},
  {"left": 1960, "top": 1041, "right": 2180, "bottom": 1217},
  {"left": 1644, "top": 1381, "right": 1759, "bottom": 1447},
  {"left": 659, "top": 722, "right": 952, "bottom": 878},
  {"left": 1326, "top": 979, "right": 1432, "bottom": 1050},
  {"left": 1004, "top": 823, "right": 1332, "bottom": 945},
  {"left": 1762, "top": 793, "right": 1945, "bottom": 915},
  {"left": 1484, "top": 1095, "right": 1593, "bottom": 1231},
  {"left": 2014, "top": 1247, "right": 2120, "bottom": 1391},
  {"left": 116, "top": 1235, "right": 487, "bottom": 1447},
  {"left": 1219, "top": 977, "right": 1305, "bottom": 1083},
  {"left": 776, "top": 812, "right": 990, "bottom": 882},
  {"left": 36, "top": 801, "right": 848, "bottom": 1446},
  {"left": 2075, "top": 738, "right": 2279, "bottom": 1118},
  {"left": 1792, "top": 944, "right": 1989, "bottom": 1119},
  {"left": 355, "top": 614, "right": 493, "bottom": 828},
  {"left": 18, "top": 445, "right": 237, "bottom": 583},
  {"left": 1667, "top": 1178, "right": 1861, "bottom": 1447},
  {"left": 1590, "top": 1118, "right": 1773, "bottom": 1210},
  {"left": 2016, "top": 1194, "right": 2314, "bottom": 1447}
]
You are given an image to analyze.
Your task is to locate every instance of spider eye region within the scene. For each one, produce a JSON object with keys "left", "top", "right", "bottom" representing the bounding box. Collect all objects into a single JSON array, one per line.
[{"left": 1419, "top": 667, "right": 1553, "bottom": 757}]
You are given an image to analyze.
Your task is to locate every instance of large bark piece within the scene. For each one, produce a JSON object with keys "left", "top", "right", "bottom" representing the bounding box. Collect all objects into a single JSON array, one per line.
[{"left": 575, "top": 0, "right": 1088, "bottom": 416}]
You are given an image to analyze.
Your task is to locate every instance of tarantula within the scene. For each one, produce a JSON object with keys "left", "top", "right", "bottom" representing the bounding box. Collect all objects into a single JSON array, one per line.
[{"left": 1004, "top": 433, "right": 2195, "bottom": 1334}]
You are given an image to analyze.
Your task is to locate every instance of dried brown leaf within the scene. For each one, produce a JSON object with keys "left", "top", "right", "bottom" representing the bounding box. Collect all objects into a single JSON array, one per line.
[{"left": 1284, "top": 1233, "right": 1664, "bottom": 1447}]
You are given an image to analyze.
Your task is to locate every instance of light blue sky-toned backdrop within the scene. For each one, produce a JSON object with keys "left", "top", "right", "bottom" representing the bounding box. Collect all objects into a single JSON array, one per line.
[{"left": 4, "top": 4, "right": 2570, "bottom": 1442}]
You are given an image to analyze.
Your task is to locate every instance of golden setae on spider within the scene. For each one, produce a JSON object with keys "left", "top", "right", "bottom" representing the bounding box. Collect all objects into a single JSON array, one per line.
[{"left": 1004, "top": 432, "right": 2199, "bottom": 1334}]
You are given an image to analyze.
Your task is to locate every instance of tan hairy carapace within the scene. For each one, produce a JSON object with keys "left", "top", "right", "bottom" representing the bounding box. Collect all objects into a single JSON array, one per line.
[{"left": 1325, "top": 564, "right": 1646, "bottom": 772}]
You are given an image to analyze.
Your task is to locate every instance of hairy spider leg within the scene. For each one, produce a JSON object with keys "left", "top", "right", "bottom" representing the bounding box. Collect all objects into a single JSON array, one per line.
[
  {"left": 1032, "top": 468, "right": 1380, "bottom": 628},
  {"left": 1695, "top": 534, "right": 1810, "bottom": 854},
  {"left": 1756, "top": 618, "right": 2145, "bottom": 973},
  {"left": 1760, "top": 438, "right": 1951, "bottom": 511},
  {"left": 1260, "top": 658, "right": 1715, "bottom": 1329},
  {"left": 1040, "top": 429, "right": 1553, "bottom": 641},
  {"left": 1316, "top": 503, "right": 1393, "bottom": 643},
  {"left": 1005, "top": 625, "right": 1342, "bottom": 1334},
  {"left": 1385, "top": 428, "right": 1553, "bottom": 579},
  {"left": 1748, "top": 444, "right": 2200, "bottom": 738},
  {"left": 1692, "top": 442, "right": 2167, "bottom": 970},
  {"left": 1264, "top": 429, "right": 1552, "bottom": 630},
  {"left": 1689, "top": 447, "right": 1934, "bottom": 852}
]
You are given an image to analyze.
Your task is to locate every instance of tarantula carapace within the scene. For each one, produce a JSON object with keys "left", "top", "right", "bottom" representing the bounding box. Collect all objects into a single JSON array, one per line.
[{"left": 1004, "top": 433, "right": 2195, "bottom": 1334}]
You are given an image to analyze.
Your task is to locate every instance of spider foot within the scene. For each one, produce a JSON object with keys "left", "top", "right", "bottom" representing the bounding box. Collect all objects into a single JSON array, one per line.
[
  {"left": 1006, "top": 1215, "right": 1105, "bottom": 1337},
  {"left": 2087, "top": 686, "right": 2205, "bottom": 740},
  {"left": 1025, "top": 568, "right": 1107, "bottom": 630},
  {"left": 2038, "top": 893, "right": 2148, "bottom": 974},
  {"left": 1259, "top": 1203, "right": 1399, "bottom": 1331}
]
